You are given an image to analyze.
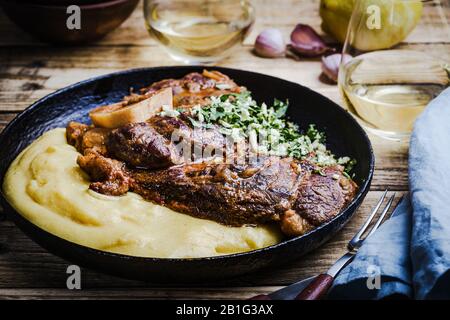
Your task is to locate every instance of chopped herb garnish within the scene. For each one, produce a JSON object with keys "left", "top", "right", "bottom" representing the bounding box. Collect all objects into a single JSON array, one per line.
[
  {"left": 163, "top": 92, "right": 355, "bottom": 172},
  {"left": 343, "top": 171, "right": 352, "bottom": 180},
  {"left": 159, "top": 105, "right": 180, "bottom": 118},
  {"left": 344, "top": 158, "right": 357, "bottom": 173},
  {"left": 313, "top": 169, "right": 327, "bottom": 177},
  {"left": 215, "top": 83, "right": 233, "bottom": 90}
]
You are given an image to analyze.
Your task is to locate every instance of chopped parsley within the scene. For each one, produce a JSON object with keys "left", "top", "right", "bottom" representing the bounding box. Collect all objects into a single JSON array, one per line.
[{"left": 162, "top": 91, "right": 355, "bottom": 172}]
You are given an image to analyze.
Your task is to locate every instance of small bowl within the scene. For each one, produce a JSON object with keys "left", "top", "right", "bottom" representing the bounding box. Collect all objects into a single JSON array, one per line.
[
  {"left": 18, "top": 1, "right": 113, "bottom": 4},
  {"left": 0, "top": 0, "right": 139, "bottom": 44},
  {"left": 13, "top": 0, "right": 112, "bottom": 5}
]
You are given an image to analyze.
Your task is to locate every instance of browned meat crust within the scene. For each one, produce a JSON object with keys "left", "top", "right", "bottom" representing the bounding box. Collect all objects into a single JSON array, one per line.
[
  {"left": 106, "top": 115, "right": 227, "bottom": 169},
  {"left": 280, "top": 209, "right": 314, "bottom": 237},
  {"left": 140, "top": 70, "right": 243, "bottom": 108},
  {"left": 107, "top": 122, "right": 182, "bottom": 169},
  {"left": 66, "top": 122, "right": 110, "bottom": 156},
  {"left": 130, "top": 158, "right": 356, "bottom": 230},
  {"left": 131, "top": 156, "right": 308, "bottom": 226},
  {"left": 295, "top": 166, "right": 357, "bottom": 226},
  {"left": 66, "top": 121, "right": 89, "bottom": 152},
  {"left": 77, "top": 152, "right": 130, "bottom": 196}
]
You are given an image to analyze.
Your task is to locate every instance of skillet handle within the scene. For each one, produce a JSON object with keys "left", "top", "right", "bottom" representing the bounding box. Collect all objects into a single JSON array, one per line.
[{"left": 294, "top": 274, "right": 334, "bottom": 300}]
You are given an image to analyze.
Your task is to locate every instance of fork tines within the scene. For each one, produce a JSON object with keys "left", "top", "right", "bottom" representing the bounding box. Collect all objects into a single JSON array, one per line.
[{"left": 348, "top": 190, "right": 399, "bottom": 251}]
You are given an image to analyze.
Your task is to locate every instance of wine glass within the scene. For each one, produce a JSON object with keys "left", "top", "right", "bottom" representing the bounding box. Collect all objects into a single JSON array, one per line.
[
  {"left": 338, "top": 0, "right": 450, "bottom": 141},
  {"left": 143, "top": 0, "right": 255, "bottom": 64}
]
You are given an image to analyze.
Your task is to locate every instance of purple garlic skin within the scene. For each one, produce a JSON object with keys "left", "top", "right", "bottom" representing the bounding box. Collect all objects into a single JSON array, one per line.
[
  {"left": 321, "top": 53, "right": 352, "bottom": 83},
  {"left": 290, "top": 24, "right": 331, "bottom": 57},
  {"left": 254, "top": 28, "right": 286, "bottom": 58}
]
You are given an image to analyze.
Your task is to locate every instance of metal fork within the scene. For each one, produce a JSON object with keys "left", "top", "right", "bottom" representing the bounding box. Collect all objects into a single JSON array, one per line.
[
  {"left": 294, "top": 190, "right": 399, "bottom": 300},
  {"left": 250, "top": 190, "right": 400, "bottom": 300}
]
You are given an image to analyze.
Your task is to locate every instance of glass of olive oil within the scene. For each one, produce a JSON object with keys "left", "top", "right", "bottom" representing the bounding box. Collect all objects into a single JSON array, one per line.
[
  {"left": 144, "top": 0, "right": 254, "bottom": 64},
  {"left": 338, "top": 0, "right": 450, "bottom": 140}
]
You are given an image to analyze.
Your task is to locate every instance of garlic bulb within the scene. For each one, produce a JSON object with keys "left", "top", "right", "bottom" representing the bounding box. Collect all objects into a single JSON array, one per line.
[
  {"left": 321, "top": 53, "right": 352, "bottom": 83},
  {"left": 290, "top": 24, "right": 331, "bottom": 57},
  {"left": 254, "top": 28, "right": 286, "bottom": 58}
]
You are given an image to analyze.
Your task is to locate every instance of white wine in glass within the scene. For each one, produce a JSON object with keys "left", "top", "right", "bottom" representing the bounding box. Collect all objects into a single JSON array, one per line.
[
  {"left": 144, "top": 0, "right": 254, "bottom": 64},
  {"left": 338, "top": 0, "right": 450, "bottom": 140}
]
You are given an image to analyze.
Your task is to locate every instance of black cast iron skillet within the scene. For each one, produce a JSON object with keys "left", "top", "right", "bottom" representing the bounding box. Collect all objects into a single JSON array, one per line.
[{"left": 0, "top": 66, "right": 374, "bottom": 283}]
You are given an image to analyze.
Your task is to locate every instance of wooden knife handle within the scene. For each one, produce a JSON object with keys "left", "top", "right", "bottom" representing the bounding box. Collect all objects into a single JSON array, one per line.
[
  {"left": 247, "top": 294, "right": 272, "bottom": 300},
  {"left": 294, "top": 274, "right": 334, "bottom": 300}
]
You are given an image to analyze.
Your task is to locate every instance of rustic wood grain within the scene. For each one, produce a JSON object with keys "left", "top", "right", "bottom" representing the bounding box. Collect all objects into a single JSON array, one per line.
[
  {"left": 1, "top": 43, "right": 449, "bottom": 112},
  {"left": 0, "top": 0, "right": 445, "bottom": 299},
  {"left": 0, "top": 287, "right": 283, "bottom": 300}
]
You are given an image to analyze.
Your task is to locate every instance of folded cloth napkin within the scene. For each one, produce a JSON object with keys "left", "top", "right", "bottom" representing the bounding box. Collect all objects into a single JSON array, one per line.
[{"left": 328, "top": 87, "right": 450, "bottom": 300}]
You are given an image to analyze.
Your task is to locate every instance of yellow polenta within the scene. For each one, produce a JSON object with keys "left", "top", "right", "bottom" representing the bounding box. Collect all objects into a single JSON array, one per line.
[{"left": 3, "top": 129, "right": 281, "bottom": 258}]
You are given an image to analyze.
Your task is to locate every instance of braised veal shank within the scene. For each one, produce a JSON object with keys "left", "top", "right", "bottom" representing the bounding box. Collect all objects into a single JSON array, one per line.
[{"left": 66, "top": 71, "right": 357, "bottom": 237}]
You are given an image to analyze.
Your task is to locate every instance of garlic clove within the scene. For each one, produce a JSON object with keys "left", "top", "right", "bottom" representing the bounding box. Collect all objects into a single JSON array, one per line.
[
  {"left": 254, "top": 28, "right": 286, "bottom": 58},
  {"left": 321, "top": 53, "right": 352, "bottom": 83},
  {"left": 290, "top": 24, "right": 331, "bottom": 57}
]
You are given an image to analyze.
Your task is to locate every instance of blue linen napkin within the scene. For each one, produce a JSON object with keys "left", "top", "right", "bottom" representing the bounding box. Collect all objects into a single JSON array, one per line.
[{"left": 328, "top": 87, "right": 450, "bottom": 300}]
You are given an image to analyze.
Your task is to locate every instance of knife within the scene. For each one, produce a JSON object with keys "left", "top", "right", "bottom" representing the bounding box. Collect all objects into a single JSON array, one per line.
[
  {"left": 249, "top": 276, "right": 315, "bottom": 300},
  {"left": 295, "top": 252, "right": 355, "bottom": 300},
  {"left": 249, "top": 252, "right": 355, "bottom": 300}
]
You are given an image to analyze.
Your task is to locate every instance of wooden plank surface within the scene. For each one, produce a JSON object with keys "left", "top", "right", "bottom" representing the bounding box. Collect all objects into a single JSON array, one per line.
[{"left": 0, "top": 0, "right": 444, "bottom": 299}]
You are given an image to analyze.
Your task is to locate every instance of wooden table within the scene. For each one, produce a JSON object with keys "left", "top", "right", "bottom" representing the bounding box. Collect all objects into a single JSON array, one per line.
[{"left": 1, "top": 0, "right": 446, "bottom": 300}]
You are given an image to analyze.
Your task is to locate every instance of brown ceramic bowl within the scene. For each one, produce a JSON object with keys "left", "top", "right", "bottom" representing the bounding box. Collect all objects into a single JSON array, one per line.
[
  {"left": 0, "top": 0, "right": 139, "bottom": 44},
  {"left": 19, "top": 1, "right": 111, "bottom": 4},
  {"left": 13, "top": 1, "right": 111, "bottom": 5}
]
